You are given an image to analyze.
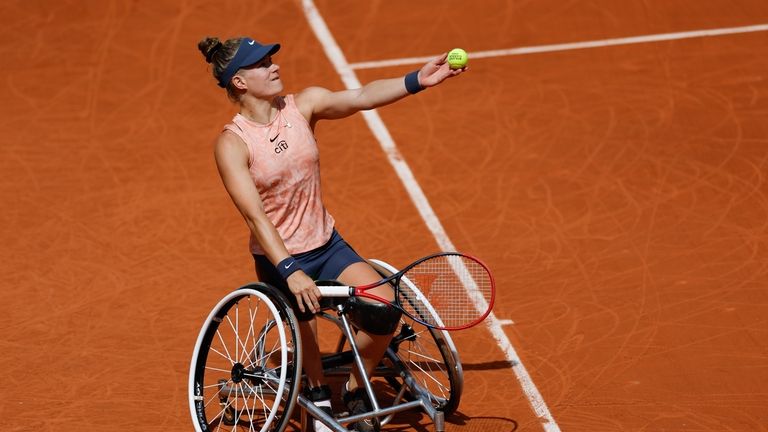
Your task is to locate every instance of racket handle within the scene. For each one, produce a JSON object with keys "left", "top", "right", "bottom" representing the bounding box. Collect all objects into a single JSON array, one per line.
[{"left": 317, "top": 285, "right": 352, "bottom": 297}]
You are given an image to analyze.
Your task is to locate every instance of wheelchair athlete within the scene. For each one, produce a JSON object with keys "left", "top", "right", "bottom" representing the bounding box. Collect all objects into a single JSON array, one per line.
[{"left": 198, "top": 35, "right": 462, "bottom": 432}]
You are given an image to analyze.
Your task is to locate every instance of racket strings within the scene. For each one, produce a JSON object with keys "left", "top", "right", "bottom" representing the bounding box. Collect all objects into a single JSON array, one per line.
[{"left": 398, "top": 254, "right": 493, "bottom": 329}]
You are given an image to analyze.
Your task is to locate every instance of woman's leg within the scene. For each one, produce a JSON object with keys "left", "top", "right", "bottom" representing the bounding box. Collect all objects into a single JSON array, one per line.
[
  {"left": 298, "top": 318, "right": 327, "bottom": 388},
  {"left": 297, "top": 318, "right": 334, "bottom": 432},
  {"left": 336, "top": 261, "right": 395, "bottom": 390}
]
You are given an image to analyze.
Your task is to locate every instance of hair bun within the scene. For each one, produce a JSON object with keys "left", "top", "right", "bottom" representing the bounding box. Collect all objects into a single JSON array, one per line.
[{"left": 198, "top": 37, "right": 223, "bottom": 64}]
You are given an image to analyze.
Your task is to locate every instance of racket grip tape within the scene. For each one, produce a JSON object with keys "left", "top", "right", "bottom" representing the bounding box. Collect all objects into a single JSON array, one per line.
[{"left": 317, "top": 285, "right": 352, "bottom": 297}]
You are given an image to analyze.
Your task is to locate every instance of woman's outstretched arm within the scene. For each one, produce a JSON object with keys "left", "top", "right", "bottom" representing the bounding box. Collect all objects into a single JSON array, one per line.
[{"left": 295, "top": 52, "right": 467, "bottom": 122}]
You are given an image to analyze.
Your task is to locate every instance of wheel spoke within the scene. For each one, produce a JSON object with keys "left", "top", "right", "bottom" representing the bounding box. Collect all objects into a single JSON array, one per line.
[
  {"left": 246, "top": 297, "right": 260, "bottom": 365},
  {"left": 203, "top": 385, "right": 231, "bottom": 423},
  {"left": 207, "top": 346, "right": 235, "bottom": 365},
  {"left": 247, "top": 326, "right": 271, "bottom": 369},
  {"left": 216, "top": 324, "right": 237, "bottom": 367},
  {"left": 235, "top": 300, "right": 240, "bottom": 363},
  {"left": 405, "top": 346, "right": 445, "bottom": 365}
]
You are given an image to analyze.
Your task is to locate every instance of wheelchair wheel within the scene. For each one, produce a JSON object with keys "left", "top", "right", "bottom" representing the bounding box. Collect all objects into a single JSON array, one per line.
[
  {"left": 384, "top": 315, "right": 464, "bottom": 416},
  {"left": 368, "top": 259, "right": 464, "bottom": 417},
  {"left": 189, "top": 283, "right": 302, "bottom": 432}
]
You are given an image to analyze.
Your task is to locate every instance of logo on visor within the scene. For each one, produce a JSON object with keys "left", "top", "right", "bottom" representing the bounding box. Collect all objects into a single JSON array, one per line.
[{"left": 248, "top": 40, "right": 254, "bottom": 45}]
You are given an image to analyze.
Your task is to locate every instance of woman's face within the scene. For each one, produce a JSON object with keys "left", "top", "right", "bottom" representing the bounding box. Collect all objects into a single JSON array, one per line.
[{"left": 236, "top": 55, "right": 283, "bottom": 97}]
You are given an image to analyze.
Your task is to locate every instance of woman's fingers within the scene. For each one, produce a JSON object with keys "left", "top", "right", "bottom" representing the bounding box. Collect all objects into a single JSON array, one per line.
[
  {"left": 300, "top": 285, "right": 322, "bottom": 313},
  {"left": 295, "top": 293, "right": 306, "bottom": 313}
]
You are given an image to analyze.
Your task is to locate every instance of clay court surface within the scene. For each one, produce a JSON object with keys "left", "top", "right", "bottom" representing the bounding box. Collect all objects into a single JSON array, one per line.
[{"left": 2, "top": 1, "right": 767, "bottom": 431}]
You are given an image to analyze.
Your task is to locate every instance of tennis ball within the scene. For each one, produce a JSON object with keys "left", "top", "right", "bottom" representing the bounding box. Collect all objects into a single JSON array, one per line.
[{"left": 447, "top": 48, "right": 468, "bottom": 69}]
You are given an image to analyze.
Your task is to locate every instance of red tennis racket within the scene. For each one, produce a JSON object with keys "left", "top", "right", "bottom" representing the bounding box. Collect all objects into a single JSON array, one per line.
[{"left": 318, "top": 252, "right": 495, "bottom": 331}]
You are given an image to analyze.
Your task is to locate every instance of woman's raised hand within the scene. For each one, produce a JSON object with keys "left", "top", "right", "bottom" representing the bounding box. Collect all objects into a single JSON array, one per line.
[{"left": 417, "top": 52, "right": 467, "bottom": 88}]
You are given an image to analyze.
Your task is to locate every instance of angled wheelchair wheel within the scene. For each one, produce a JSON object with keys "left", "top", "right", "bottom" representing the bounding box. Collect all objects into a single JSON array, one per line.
[
  {"left": 368, "top": 259, "right": 464, "bottom": 417},
  {"left": 384, "top": 314, "right": 464, "bottom": 416},
  {"left": 189, "top": 283, "right": 302, "bottom": 432}
]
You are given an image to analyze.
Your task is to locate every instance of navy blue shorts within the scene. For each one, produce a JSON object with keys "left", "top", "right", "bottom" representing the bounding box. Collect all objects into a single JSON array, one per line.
[{"left": 253, "top": 229, "right": 365, "bottom": 320}]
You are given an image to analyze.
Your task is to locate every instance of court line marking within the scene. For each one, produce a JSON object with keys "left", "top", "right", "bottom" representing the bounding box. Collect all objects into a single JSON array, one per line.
[
  {"left": 302, "top": 1, "right": 561, "bottom": 431},
  {"left": 349, "top": 23, "right": 768, "bottom": 69}
]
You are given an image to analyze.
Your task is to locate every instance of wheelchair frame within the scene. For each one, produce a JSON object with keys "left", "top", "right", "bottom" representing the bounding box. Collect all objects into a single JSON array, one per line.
[{"left": 188, "top": 259, "right": 464, "bottom": 432}]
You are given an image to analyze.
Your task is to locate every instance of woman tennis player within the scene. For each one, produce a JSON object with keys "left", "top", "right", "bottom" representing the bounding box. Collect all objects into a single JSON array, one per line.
[{"left": 198, "top": 36, "right": 466, "bottom": 432}]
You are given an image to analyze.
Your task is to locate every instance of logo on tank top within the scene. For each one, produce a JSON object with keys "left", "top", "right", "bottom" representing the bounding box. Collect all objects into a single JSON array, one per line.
[{"left": 274, "top": 139, "right": 289, "bottom": 154}]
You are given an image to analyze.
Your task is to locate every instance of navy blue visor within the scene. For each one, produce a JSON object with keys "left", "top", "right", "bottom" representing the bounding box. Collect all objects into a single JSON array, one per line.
[{"left": 218, "top": 38, "right": 280, "bottom": 88}]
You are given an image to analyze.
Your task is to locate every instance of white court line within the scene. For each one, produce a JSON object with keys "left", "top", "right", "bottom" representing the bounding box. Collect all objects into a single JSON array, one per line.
[
  {"left": 301, "top": 1, "right": 561, "bottom": 431},
  {"left": 350, "top": 23, "right": 768, "bottom": 69}
]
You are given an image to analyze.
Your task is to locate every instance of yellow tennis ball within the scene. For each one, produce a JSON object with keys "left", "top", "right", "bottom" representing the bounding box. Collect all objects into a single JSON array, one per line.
[{"left": 447, "top": 48, "right": 468, "bottom": 69}]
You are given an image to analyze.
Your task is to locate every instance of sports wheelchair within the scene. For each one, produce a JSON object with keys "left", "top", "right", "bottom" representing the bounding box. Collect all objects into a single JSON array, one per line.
[{"left": 189, "top": 259, "right": 464, "bottom": 432}]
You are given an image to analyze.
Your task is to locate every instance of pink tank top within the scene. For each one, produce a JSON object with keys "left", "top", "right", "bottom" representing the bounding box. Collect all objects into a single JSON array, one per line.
[{"left": 223, "top": 95, "right": 335, "bottom": 255}]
